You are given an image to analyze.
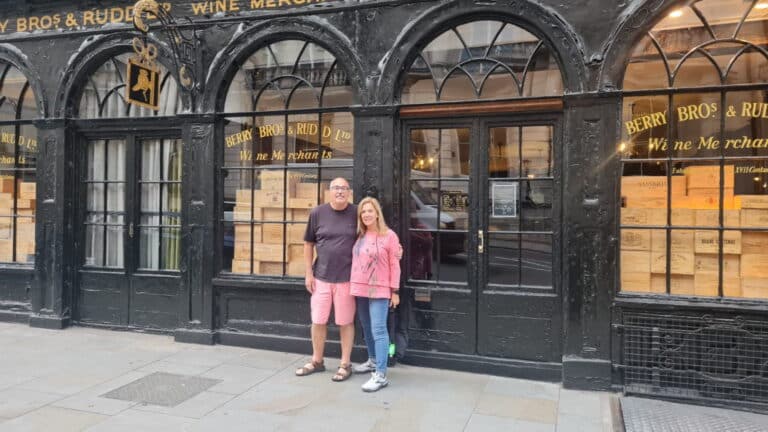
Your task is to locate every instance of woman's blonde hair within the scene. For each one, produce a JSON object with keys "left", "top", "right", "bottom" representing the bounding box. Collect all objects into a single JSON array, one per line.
[{"left": 357, "top": 197, "right": 389, "bottom": 236}]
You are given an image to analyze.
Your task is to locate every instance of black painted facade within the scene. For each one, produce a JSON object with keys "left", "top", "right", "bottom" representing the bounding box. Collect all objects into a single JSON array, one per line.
[{"left": 0, "top": 0, "right": 766, "bottom": 411}]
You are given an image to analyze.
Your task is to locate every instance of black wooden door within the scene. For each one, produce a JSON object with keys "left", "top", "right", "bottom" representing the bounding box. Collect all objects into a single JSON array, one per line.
[
  {"left": 404, "top": 117, "right": 562, "bottom": 362},
  {"left": 75, "top": 134, "right": 182, "bottom": 330}
]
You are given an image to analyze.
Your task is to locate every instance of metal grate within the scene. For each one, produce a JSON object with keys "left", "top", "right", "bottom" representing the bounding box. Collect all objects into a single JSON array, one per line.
[{"left": 621, "top": 312, "right": 768, "bottom": 411}]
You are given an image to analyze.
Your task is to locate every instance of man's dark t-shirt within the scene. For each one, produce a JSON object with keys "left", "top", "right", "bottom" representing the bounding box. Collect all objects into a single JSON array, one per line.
[{"left": 304, "top": 203, "right": 358, "bottom": 283}]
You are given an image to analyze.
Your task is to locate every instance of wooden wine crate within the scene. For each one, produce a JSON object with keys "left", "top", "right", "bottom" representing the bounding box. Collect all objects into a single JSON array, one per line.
[
  {"left": 740, "top": 254, "right": 768, "bottom": 278},
  {"left": 694, "top": 209, "right": 740, "bottom": 227},
  {"left": 651, "top": 251, "right": 695, "bottom": 275},
  {"left": 651, "top": 230, "right": 694, "bottom": 252},
  {"left": 651, "top": 274, "right": 695, "bottom": 295},
  {"left": 742, "top": 231, "right": 768, "bottom": 254},
  {"left": 737, "top": 195, "right": 768, "bottom": 209},
  {"left": 621, "top": 271, "right": 651, "bottom": 292},
  {"left": 252, "top": 243, "right": 283, "bottom": 262},
  {"left": 694, "top": 253, "right": 740, "bottom": 276},
  {"left": 621, "top": 229, "right": 651, "bottom": 251},
  {"left": 621, "top": 251, "right": 650, "bottom": 273},
  {"left": 740, "top": 208, "right": 768, "bottom": 228},
  {"left": 693, "top": 230, "right": 741, "bottom": 255},
  {"left": 254, "top": 190, "right": 285, "bottom": 208},
  {"left": 741, "top": 278, "right": 768, "bottom": 299},
  {"left": 18, "top": 182, "right": 35, "bottom": 200},
  {"left": 620, "top": 208, "right": 665, "bottom": 226}
]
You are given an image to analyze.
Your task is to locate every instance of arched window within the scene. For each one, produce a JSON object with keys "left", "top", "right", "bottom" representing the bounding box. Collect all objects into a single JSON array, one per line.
[
  {"left": 221, "top": 39, "right": 354, "bottom": 276},
  {"left": 620, "top": 0, "right": 768, "bottom": 299},
  {"left": 79, "top": 53, "right": 181, "bottom": 118},
  {"left": 401, "top": 20, "right": 563, "bottom": 104},
  {"left": 0, "top": 63, "right": 38, "bottom": 264}
]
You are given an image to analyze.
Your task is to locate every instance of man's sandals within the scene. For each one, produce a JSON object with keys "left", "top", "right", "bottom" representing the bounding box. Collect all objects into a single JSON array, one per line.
[
  {"left": 295, "top": 360, "right": 325, "bottom": 376},
  {"left": 331, "top": 363, "right": 352, "bottom": 382},
  {"left": 294, "top": 360, "right": 351, "bottom": 382}
]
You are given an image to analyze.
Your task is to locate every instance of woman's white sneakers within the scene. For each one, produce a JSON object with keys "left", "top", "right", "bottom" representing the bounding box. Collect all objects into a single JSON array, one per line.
[
  {"left": 361, "top": 372, "right": 388, "bottom": 392},
  {"left": 353, "top": 358, "right": 376, "bottom": 374}
]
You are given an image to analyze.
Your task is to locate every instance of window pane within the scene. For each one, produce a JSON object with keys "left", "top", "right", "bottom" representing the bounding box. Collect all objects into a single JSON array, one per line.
[
  {"left": 140, "top": 226, "right": 160, "bottom": 270},
  {"left": 725, "top": 91, "right": 768, "bottom": 157},
  {"left": 440, "top": 180, "right": 469, "bottom": 231},
  {"left": 287, "top": 113, "right": 320, "bottom": 163},
  {"left": 489, "top": 127, "right": 520, "bottom": 178},
  {"left": 411, "top": 181, "right": 439, "bottom": 229},
  {"left": 161, "top": 226, "right": 181, "bottom": 271},
  {"left": 521, "top": 180, "right": 552, "bottom": 231},
  {"left": 520, "top": 234, "right": 552, "bottom": 288},
  {"left": 410, "top": 129, "right": 439, "bottom": 177},
  {"left": 440, "top": 128, "right": 470, "bottom": 178},
  {"left": 672, "top": 93, "right": 720, "bottom": 158},
  {"left": 487, "top": 232, "right": 519, "bottom": 287},
  {"left": 623, "top": 35, "right": 669, "bottom": 91},
  {"left": 439, "top": 70, "right": 476, "bottom": 102},
  {"left": 742, "top": 231, "right": 768, "bottom": 299},
  {"left": 408, "top": 221, "right": 436, "bottom": 281},
  {"left": 522, "top": 45, "right": 563, "bottom": 97},
  {"left": 622, "top": 96, "right": 669, "bottom": 159},
  {"left": 621, "top": 165, "right": 671, "bottom": 219},
  {"left": 522, "top": 126, "right": 553, "bottom": 177},
  {"left": 321, "top": 112, "right": 353, "bottom": 164},
  {"left": 436, "top": 232, "right": 468, "bottom": 283}
]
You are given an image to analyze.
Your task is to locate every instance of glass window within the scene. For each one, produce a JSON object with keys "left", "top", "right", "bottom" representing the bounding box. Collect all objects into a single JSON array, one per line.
[
  {"left": 401, "top": 21, "right": 563, "bottom": 104},
  {"left": 221, "top": 40, "right": 353, "bottom": 277},
  {"left": 0, "top": 63, "right": 38, "bottom": 264},
  {"left": 407, "top": 129, "right": 470, "bottom": 283},
  {"left": 620, "top": 0, "right": 768, "bottom": 299},
  {"left": 78, "top": 53, "right": 181, "bottom": 118}
]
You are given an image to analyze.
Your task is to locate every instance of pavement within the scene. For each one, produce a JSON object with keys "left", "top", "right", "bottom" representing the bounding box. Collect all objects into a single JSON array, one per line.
[{"left": 0, "top": 321, "right": 618, "bottom": 431}]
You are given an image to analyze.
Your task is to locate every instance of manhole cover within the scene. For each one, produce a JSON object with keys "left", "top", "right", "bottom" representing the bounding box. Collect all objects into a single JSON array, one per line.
[
  {"left": 621, "top": 397, "right": 768, "bottom": 432},
  {"left": 101, "top": 372, "right": 221, "bottom": 407}
]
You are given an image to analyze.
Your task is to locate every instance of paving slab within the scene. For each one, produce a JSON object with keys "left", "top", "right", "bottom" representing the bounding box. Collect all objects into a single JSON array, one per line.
[{"left": 0, "top": 406, "right": 107, "bottom": 432}]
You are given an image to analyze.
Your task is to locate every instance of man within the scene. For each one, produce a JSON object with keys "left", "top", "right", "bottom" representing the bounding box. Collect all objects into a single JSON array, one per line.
[{"left": 295, "top": 177, "right": 358, "bottom": 382}]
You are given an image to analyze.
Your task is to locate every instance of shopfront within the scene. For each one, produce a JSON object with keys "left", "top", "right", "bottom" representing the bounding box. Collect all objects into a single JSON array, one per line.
[{"left": 0, "top": 0, "right": 766, "bottom": 411}]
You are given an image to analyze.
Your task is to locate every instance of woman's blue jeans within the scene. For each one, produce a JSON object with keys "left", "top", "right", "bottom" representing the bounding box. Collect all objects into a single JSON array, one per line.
[{"left": 356, "top": 297, "right": 390, "bottom": 375}]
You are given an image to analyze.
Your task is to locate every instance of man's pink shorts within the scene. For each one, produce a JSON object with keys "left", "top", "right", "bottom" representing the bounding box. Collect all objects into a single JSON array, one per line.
[{"left": 311, "top": 279, "right": 356, "bottom": 326}]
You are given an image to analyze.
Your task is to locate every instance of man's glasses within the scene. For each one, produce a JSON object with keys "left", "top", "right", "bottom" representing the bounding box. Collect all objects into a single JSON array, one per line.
[{"left": 330, "top": 185, "right": 350, "bottom": 192}]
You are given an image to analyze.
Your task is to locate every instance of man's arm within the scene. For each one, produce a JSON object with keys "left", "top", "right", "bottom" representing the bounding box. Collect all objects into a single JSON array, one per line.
[{"left": 304, "top": 241, "right": 315, "bottom": 294}]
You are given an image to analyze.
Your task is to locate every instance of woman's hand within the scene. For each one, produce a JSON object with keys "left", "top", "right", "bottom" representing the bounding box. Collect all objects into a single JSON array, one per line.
[{"left": 390, "top": 292, "right": 400, "bottom": 308}]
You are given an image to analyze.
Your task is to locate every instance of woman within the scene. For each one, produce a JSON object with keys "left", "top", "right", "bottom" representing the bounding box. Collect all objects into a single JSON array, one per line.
[{"left": 350, "top": 197, "right": 401, "bottom": 392}]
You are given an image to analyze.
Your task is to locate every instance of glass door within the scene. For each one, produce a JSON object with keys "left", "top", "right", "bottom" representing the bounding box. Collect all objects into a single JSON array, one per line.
[
  {"left": 404, "top": 119, "right": 562, "bottom": 363},
  {"left": 477, "top": 124, "right": 561, "bottom": 361},
  {"left": 77, "top": 134, "right": 182, "bottom": 329},
  {"left": 406, "top": 125, "right": 476, "bottom": 355}
]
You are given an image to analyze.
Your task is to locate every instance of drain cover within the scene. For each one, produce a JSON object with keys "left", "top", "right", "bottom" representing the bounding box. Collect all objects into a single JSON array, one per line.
[
  {"left": 102, "top": 372, "right": 221, "bottom": 407},
  {"left": 621, "top": 397, "right": 768, "bottom": 432}
]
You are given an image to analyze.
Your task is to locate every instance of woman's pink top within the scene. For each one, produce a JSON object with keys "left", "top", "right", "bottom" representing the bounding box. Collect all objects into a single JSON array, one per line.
[{"left": 350, "top": 229, "right": 401, "bottom": 299}]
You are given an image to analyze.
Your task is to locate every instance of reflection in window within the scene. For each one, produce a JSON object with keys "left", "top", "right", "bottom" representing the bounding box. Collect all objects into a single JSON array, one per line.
[
  {"left": 0, "top": 63, "right": 38, "bottom": 264},
  {"left": 401, "top": 20, "right": 563, "bottom": 104},
  {"left": 407, "top": 129, "right": 469, "bottom": 283},
  {"left": 78, "top": 53, "right": 181, "bottom": 118},
  {"left": 221, "top": 39, "right": 354, "bottom": 277},
  {"left": 621, "top": 0, "right": 768, "bottom": 299}
]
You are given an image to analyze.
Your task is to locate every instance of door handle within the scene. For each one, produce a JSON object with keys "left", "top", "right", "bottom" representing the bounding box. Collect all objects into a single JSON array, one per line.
[
  {"left": 478, "top": 229, "right": 484, "bottom": 254},
  {"left": 128, "top": 222, "right": 134, "bottom": 239}
]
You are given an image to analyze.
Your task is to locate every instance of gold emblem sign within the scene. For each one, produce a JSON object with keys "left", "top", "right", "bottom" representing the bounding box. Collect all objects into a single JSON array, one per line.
[{"left": 126, "top": 37, "right": 160, "bottom": 110}]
